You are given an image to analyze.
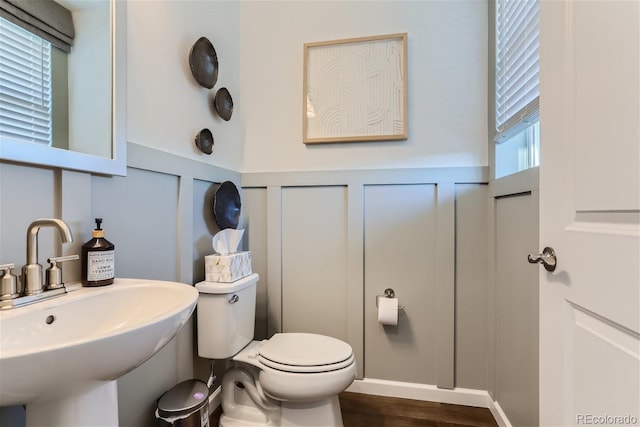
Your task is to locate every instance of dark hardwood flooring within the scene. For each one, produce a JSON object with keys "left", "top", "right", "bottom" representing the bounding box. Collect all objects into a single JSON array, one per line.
[
  {"left": 340, "top": 392, "right": 498, "bottom": 427},
  {"left": 210, "top": 392, "right": 498, "bottom": 427}
]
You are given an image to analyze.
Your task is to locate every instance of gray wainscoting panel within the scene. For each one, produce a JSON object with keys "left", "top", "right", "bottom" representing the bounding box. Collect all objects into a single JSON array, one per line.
[
  {"left": 92, "top": 166, "right": 181, "bottom": 427},
  {"left": 346, "top": 183, "right": 365, "bottom": 379},
  {"left": 178, "top": 176, "right": 194, "bottom": 286},
  {"left": 192, "top": 179, "right": 222, "bottom": 284},
  {"left": 0, "top": 163, "right": 57, "bottom": 267},
  {"left": 436, "top": 182, "right": 456, "bottom": 389},
  {"left": 59, "top": 170, "right": 92, "bottom": 282},
  {"left": 242, "top": 187, "right": 269, "bottom": 340},
  {"left": 91, "top": 167, "right": 179, "bottom": 281},
  {"left": 494, "top": 191, "right": 539, "bottom": 427},
  {"left": 281, "top": 186, "right": 349, "bottom": 342},
  {"left": 266, "top": 186, "right": 283, "bottom": 336},
  {"left": 117, "top": 343, "right": 180, "bottom": 427},
  {"left": 454, "top": 183, "right": 489, "bottom": 390},
  {"left": 0, "top": 163, "right": 59, "bottom": 426},
  {"left": 241, "top": 167, "right": 489, "bottom": 388},
  {"left": 363, "top": 184, "right": 438, "bottom": 384}
]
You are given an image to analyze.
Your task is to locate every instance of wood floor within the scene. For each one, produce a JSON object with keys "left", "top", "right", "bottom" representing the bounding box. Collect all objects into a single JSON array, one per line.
[
  {"left": 339, "top": 392, "right": 498, "bottom": 427},
  {"left": 210, "top": 392, "right": 498, "bottom": 427}
]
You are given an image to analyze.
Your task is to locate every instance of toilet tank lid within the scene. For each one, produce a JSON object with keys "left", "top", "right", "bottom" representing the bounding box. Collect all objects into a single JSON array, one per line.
[{"left": 195, "top": 273, "right": 259, "bottom": 294}]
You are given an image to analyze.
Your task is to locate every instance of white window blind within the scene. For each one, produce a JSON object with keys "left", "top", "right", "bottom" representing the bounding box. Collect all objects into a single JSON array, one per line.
[
  {"left": 495, "top": 0, "right": 539, "bottom": 143},
  {"left": 0, "top": 16, "right": 52, "bottom": 146}
]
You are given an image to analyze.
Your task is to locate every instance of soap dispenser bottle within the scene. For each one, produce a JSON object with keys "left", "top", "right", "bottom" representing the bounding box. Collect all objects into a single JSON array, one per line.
[{"left": 81, "top": 218, "right": 115, "bottom": 287}]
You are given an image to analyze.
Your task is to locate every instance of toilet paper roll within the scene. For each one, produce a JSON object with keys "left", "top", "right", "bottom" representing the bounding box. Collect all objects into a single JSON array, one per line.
[{"left": 377, "top": 297, "right": 398, "bottom": 325}]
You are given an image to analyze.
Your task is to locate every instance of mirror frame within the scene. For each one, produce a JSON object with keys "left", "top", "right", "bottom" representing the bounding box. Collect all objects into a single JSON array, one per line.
[{"left": 0, "top": 0, "right": 127, "bottom": 176}]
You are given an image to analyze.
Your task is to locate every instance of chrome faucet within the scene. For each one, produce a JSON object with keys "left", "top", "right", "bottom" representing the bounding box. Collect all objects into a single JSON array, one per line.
[{"left": 22, "top": 218, "right": 74, "bottom": 295}]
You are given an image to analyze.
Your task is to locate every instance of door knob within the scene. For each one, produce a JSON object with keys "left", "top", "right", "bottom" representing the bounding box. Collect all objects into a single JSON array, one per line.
[{"left": 528, "top": 247, "right": 557, "bottom": 272}]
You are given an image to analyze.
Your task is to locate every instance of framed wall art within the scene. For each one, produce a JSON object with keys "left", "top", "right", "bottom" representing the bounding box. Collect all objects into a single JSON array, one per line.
[{"left": 303, "top": 33, "right": 408, "bottom": 144}]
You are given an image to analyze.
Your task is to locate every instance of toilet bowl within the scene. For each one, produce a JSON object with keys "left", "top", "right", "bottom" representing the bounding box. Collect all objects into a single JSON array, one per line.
[
  {"left": 220, "top": 337, "right": 356, "bottom": 426},
  {"left": 195, "top": 274, "right": 356, "bottom": 427}
]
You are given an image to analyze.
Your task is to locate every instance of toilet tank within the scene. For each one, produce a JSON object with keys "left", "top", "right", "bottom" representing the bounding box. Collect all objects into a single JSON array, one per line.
[{"left": 195, "top": 273, "right": 258, "bottom": 359}]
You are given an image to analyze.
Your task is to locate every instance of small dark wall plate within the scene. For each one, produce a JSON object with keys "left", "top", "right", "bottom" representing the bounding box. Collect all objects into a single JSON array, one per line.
[
  {"left": 189, "top": 37, "right": 219, "bottom": 89},
  {"left": 195, "top": 128, "right": 214, "bottom": 155},
  {"left": 214, "top": 87, "right": 233, "bottom": 121},
  {"left": 213, "top": 181, "right": 241, "bottom": 229}
]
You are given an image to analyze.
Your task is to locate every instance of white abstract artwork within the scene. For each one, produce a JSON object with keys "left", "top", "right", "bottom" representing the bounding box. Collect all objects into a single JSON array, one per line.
[{"left": 303, "top": 33, "right": 407, "bottom": 143}]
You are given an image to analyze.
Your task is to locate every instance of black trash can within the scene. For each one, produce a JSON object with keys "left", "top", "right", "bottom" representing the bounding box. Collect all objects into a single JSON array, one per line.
[{"left": 156, "top": 379, "right": 210, "bottom": 427}]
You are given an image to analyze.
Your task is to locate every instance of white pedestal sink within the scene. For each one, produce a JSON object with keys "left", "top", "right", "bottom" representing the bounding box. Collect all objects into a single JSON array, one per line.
[{"left": 0, "top": 278, "right": 198, "bottom": 426}]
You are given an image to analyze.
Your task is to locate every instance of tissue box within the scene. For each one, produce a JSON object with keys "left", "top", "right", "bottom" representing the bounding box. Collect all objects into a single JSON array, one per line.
[{"left": 205, "top": 251, "right": 252, "bottom": 282}]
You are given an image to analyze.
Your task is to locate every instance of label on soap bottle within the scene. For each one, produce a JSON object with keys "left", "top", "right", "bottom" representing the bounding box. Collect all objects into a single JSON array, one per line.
[{"left": 87, "top": 250, "right": 115, "bottom": 281}]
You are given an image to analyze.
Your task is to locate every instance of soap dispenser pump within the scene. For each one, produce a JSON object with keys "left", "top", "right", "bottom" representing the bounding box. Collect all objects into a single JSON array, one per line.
[{"left": 81, "top": 218, "right": 115, "bottom": 287}]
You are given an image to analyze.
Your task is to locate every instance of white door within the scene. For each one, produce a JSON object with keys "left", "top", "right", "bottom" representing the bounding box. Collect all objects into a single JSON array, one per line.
[{"left": 538, "top": 1, "right": 640, "bottom": 426}]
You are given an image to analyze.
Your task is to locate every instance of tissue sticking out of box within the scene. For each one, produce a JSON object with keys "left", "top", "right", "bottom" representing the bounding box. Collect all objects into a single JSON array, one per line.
[
  {"left": 207, "top": 229, "right": 251, "bottom": 282},
  {"left": 212, "top": 228, "right": 244, "bottom": 255}
]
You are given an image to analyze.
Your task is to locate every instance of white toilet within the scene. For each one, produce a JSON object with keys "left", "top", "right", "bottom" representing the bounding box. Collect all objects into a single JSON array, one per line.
[{"left": 195, "top": 274, "right": 356, "bottom": 427}]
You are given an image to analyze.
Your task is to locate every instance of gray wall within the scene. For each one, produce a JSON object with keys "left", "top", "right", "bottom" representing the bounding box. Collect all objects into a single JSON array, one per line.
[
  {"left": 241, "top": 168, "right": 489, "bottom": 389},
  {"left": 487, "top": 168, "right": 540, "bottom": 426},
  {"left": 0, "top": 144, "right": 240, "bottom": 427},
  {"left": 456, "top": 183, "right": 490, "bottom": 390},
  {"left": 2, "top": 145, "right": 542, "bottom": 427},
  {"left": 1, "top": 147, "right": 538, "bottom": 427}
]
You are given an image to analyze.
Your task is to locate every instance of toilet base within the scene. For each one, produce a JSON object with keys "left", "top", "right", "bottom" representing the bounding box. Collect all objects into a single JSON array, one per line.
[
  {"left": 219, "top": 414, "right": 278, "bottom": 427},
  {"left": 219, "top": 379, "right": 344, "bottom": 427},
  {"left": 219, "top": 396, "right": 343, "bottom": 427},
  {"left": 280, "top": 396, "right": 343, "bottom": 427}
]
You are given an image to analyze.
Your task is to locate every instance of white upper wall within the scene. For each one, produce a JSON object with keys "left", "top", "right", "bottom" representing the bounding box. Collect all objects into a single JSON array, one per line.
[
  {"left": 126, "top": 0, "right": 243, "bottom": 170},
  {"left": 240, "top": 1, "right": 487, "bottom": 172},
  {"left": 126, "top": 1, "right": 487, "bottom": 173}
]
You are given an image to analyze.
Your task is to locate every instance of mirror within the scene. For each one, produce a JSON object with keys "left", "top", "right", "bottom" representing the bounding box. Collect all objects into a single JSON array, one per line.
[{"left": 0, "top": 0, "right": 126, "bottom": 176}]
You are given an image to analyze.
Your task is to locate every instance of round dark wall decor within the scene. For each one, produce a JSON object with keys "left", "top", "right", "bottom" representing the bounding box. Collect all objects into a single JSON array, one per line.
[
  {"left": 213, "top": 181, "right": 241, "bottom": 229},
  {"left": 214, "top": 87, "right": 234, "bottom": 121},
  {"left": 189, "top": 37, "right": 219, "bottom": 89},
  {"left": 195, "top": 128, "right": 214, "bottom": 155}
]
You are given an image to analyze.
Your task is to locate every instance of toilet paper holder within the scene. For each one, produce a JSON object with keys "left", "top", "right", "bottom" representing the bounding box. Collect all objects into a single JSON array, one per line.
[{"left": 375, "top": 288, "right": 406, "bottom": 311}]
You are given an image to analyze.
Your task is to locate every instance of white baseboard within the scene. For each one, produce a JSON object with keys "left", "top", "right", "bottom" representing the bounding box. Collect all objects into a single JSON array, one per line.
[
  {"left": 346, "top": 378, "right": 512, "bottom": 427},
  {"left": 488, "top": 399, "right": 513, "bottom": 427}
]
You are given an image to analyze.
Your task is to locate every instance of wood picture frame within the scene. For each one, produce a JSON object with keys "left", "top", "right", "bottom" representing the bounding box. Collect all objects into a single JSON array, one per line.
[{"left": 303, "top": 33, "right": 408, "bottom": 144}]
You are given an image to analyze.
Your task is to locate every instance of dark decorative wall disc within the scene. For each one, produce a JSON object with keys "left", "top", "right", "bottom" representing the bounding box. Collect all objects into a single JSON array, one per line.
[
  {"left": 213, "top": 181, "right": 241, "bottom": 229},
  {"left": 189, "top": 37, "right": 219, "bottom": 89},
  {"left": 195, "top": 128, "right": 214, "bottom": 154},
  {"left": 214, "top": 87, "right": 233, "bottom": 121}
]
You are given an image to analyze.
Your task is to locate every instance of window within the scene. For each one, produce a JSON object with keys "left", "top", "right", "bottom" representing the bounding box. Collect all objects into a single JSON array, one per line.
[
  {"left": 494, "top": 0, "right": 540, "bottom": 178},
  {"left": 0, "top": 16, "right": 53, "bottom": 146}
]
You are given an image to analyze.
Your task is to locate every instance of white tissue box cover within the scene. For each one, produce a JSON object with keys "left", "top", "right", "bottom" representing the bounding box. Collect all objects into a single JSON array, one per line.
[{"left": 205, "top": 251, "right": 252, "bottom": 282}]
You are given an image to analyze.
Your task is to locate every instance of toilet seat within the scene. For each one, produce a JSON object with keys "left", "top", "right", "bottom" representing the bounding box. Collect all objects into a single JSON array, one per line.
[
  {"left": 230, "top": 335, "right": 357, "bottom": 404},
  {"left": 258, "top": 333, "right": 354, "bottom": 374},
  {"left": 259, "top": 353, "right": 355, "bottom": 373}
]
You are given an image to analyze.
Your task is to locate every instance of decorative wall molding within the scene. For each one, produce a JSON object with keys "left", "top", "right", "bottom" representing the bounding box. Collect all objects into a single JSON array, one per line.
[
  {"left": 126, "top": 142, "right": 488, "bottom": 189},
  {"left": 127, "top": 142, "right": 240, "bottom": 183},
  {"left": 241, "top": 166, "right": 489, "bottom": 386},
  {"left": 242, "top": 166, "right": 488, "bottom": 188}
]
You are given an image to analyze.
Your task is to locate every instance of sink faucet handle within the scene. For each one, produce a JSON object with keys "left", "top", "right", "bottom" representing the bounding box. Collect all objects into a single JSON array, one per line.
[
  {"left": 0, "top": 263, "right": 20, "bottom": 300},
  {"left": 46, "top": 255, "right": 79, "bottom": 290},
  {"left": 0, "top": 263, "right": 16, "bottom": 271},
  {"left": 48, "top": 255, "right": 80, "bottom": 264}
]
